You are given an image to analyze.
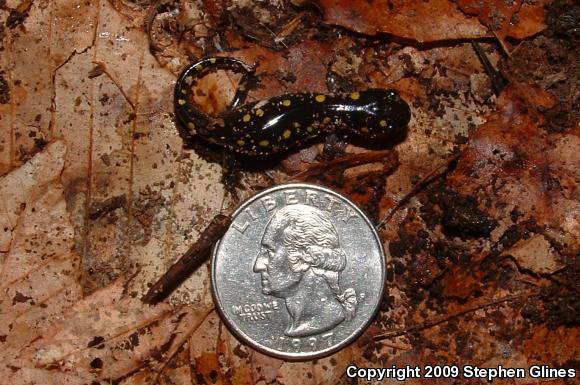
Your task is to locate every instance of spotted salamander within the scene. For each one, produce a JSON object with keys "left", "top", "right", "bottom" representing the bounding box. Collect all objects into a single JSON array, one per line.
[{"left": 174, "top": 57, "right": 411, "bottom": 156}]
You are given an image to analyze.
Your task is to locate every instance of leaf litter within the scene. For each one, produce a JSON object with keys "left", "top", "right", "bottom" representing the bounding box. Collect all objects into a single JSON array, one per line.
[{"left": 0, "top": 0, "right": 578, "bottom": 383}]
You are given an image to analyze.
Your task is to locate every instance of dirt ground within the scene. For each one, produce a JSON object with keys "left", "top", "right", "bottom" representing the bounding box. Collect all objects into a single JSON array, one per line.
[{"left": 0, "top": 0, "right": 578, "bottom": 384}]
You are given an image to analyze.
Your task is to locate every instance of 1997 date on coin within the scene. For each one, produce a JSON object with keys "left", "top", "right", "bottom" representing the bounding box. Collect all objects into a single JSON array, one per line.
[{"left": 264, "top": 332, "right": 335, "bottom": 352}]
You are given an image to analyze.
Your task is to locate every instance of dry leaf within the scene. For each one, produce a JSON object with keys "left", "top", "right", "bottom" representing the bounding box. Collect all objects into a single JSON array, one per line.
[
  {"left": 297, "top": 0, "right": 545, "bottom": 43},
  {"left": 446, "top": 85, "right": 578, "bottom": 252},
  {"left": 1, "top": 0, "right": 577, "bottom": 382},
  {"left": 298, "top": 0, "right": 488, "bottom": 42},
  {"left": 0, "top": 141, "right": 83, "bottom": 379},
  {"left": 501, "top": 234, "right": 563, "bottom": 275},
  {"left": 0, "top": 142, "right": 211, "bottom": 384},
  {"left": 23, "top": 280, "right": 211, "bottom": 382},
  {"left": 297, "top": 0, "right": 547, "bottom": 42}
]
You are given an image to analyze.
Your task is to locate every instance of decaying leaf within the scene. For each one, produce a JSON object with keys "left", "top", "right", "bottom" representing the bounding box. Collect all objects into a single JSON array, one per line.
[
  {"left": 446, "top": 84, "right": 578, "bottom": 252},
  {"left": 0, "top": 141, "right": 82, "bottom": 380},
  {"left": 24, "top": 280, "right": 211, "bottom": 382},
  {"left": 295, "top": 0, "right": 547, "bottom": 42},
  {"left": 501, "top": 234, "right": 563, "bottom": 275},
  {"left": 1, "top": 0, "right": 577, "bottom": 383},
  {"left": 0, "top": 143, "right": 211, "bottom": 384},
  {"left": 457, "top": 0, "right": 549, "bottom": 39}
]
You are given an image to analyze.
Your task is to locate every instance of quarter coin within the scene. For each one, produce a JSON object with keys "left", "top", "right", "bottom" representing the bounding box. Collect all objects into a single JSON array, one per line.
[{"left": 211, "top": 183, "right": 386, "bottom": 360}]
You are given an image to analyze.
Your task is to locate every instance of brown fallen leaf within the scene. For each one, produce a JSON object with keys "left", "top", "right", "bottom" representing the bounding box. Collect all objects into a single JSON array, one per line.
[
  {"left": 299, "top": 0, "right": 489, "bottom": 42},
  {"left": 522, "top": 324, "right": 580, "bottom": 367},
  {"left": 0, "top": 141, "right": 67, "bottom": 252},
  {"left": 23, "top": 279, "right": 211, "bottom": 382},
  {"left": 0, "top": 141, "right": 83, "bottom": 379},
  {"left": 0, "top": 142, "right": 212, "bottom": 384},
  {"left": 507, "top": 0, "right": 551, "bottom": 39},
  {"left": 457, "top": 0, "right": 548, "bottom": 39},
  {"left": 228, "top": 39, "right": 335, "bottom": 98},
  {"left": 446, "top": 84, "right": 577, "bottom": 250},
  {"left": 2, "top": 0, "right": 576, "bottom": 381},
  {"left": 439, "top": 84, "right": 578, "bottom": 299},
  {"left": 501, "top": 234, "right": 563, "bottom": 275},
  {"left": 297, "top": 0, "right": 547, "bottom": 42}
]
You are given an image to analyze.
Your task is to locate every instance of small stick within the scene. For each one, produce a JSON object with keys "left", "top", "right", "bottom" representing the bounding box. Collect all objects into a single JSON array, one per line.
[
  {"left": 274, "top": 11, "right": 306, "bottom": 44},
  {"left": 141, "top": 213, "right": 232, "bottom": 304},
  {"left": 143, "top": 150, "right": 401, "bottom": 303},
  {"left": 288, "top": 149, "right": 397, "bottom": 181},
  {"left": 92, "top": 60, "right": 136, "bottom": 110},
  {"left": 471, "top": 41, "right": 508, "bottom": 96},
  {"left": 492, "top": 31, "right": 512, "bottom": 58},
  {"left": 377, "top": 153, "right": 459, "bottom": 230},
  {"left": 373, "top": 291, "right": 538, "bottom": 341}
]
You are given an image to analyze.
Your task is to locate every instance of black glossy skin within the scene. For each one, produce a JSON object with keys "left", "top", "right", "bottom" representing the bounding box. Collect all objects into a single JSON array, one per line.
[{"left": 175, "top": 57, "right": 411, "bottom": 156}]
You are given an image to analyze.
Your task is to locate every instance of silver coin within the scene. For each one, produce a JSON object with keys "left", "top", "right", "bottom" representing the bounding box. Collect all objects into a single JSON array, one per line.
[{"left": 211, "top": 183, "right": 386, "bottom": 360}]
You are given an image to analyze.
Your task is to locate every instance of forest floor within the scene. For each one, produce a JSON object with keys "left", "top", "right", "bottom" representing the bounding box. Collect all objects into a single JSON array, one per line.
[{"left": 0, "top": 0, "right": 578, "bottom": 384}]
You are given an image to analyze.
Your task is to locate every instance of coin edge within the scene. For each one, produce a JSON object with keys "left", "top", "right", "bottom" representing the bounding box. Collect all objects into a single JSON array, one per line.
[{"left": 210, "top": 183, "right": 387, "bottom": 360}]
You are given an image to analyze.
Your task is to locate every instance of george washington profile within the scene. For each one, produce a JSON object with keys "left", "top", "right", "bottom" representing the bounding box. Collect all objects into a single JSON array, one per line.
[{"left": 253, "top": 204, "right": 358, "bottom": 337}]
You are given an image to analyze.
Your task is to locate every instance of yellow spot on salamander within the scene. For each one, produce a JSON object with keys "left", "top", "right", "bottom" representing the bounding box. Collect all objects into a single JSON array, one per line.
[
  {"left": 361, "top": 127, "right": 369, "bottom": 133},
  {"left": 322, "top": 117, "right": 331, "bottom": 124},
  {"left": 178, "top": 99, "right": 186, "bottom": 105},
  {"left": 307, "top": 126, "right": 313, "bottom": 133},
  {"left": 209, "top": 58, "right": 217, "bottom": 63},
  {"left": 259, "top": 140, "right": 269, "bottom": 147},
  {"left": 237, "top": 139, "right": 245, "bottom": 146},
  {"left": 350, "top": 92, "right": 360, "bottom": 100},
  {"left": 238, "top": 85, "right": 246, "bottom": 91},
  {"left": 256, "top": 108, "right": 264, "bottom": 117},
  {"left": 195, "top": 64, "right": 203, "bottom": 71},
  {"left": 315, "top": 95, "right": 326, "bottom": 103},
  {"left": 379, "top": 120, "right": 387, "bottom": 127},
  {"left": 293, "top": 122, "right": 301, "bottom": 128},
  {"left": 283, "top": 129, "right": 291, "bottom": 139},
  {"left": 282, "top": 99, "right": 291, "bottom": 106},
  {"left": 181, "top": 88, "right": 187, "bottom": 94},
  {"left": 187, "top": 122, "right": 195, "bottom": 130},
  {"left": 243, "top": 114, "right": 251, "bottom": 122}
]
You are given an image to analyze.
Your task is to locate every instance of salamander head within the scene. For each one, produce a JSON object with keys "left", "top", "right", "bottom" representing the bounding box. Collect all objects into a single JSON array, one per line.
[{"left": 355, "top": 88, "right": 411, "bottom": 138}]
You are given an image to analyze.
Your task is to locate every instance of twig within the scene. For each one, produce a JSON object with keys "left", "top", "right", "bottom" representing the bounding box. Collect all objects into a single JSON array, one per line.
[
  {"left": 91, "top": 60, "right": 136, "bottom": 110},
  {"left": 141, "top": 214, "right": 232, "bottom": 304},
  {"left": 471, "top": 41, "right": 508, "bottom": 96},
  {"left": 377, "top": 153, "right": 459, "bottom": 230},
  {"left": 374, "top": 291, "right": 538, "bottom": 341},
  {"left": 287, "top": 149, "right": 398, "bottom": 181},
  {"left": 492, "top": 31, "right": 512, "bottom": 58},
  {"left": 150, "top": 307, "right": 215, "bottom": 385},
  {"left": 274, "top": 11, "right": 306, "bottom": 44},
  {"left": 381, "top": 340, "right": 411, "bottom": 351}
]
